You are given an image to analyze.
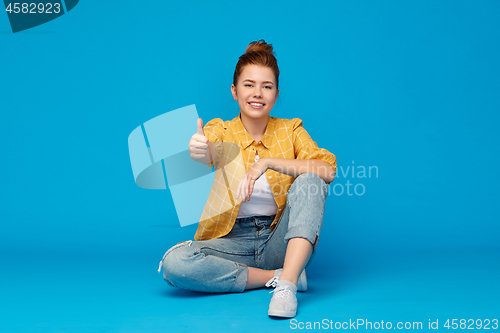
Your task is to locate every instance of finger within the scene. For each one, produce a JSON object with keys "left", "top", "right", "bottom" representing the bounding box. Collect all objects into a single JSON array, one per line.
[
  {"left": 197, "top": 118, "right": 205, "bottom": 136},
  {"left": 190, "top": 149, "right": 207, "bottom": 156},
  {"left": 190, "top": 152, "right": 207, "bottom": 158},
  {"left": 246, "top": 179, "right": 252, "bottom": 202},
  {"left": 236, "top": 175, "right": 246, "bottom": 201},
  {"left": 190, "top": 154, "right": 206, "bottom": 160},
  {"left": 189, "top": 146, "right": 207, "bottom": 156},
  {"left": 240, "top": 176, "right": 248, "bottom": 202},
  {"left": 236, "top": 178, "right": 242, "bottom": 200},
  {"left": 190, "top": 141, "right": 208, "bottom": 150},
  {"left": 248, "top": 178, "right": 256, "bottom": 199}
]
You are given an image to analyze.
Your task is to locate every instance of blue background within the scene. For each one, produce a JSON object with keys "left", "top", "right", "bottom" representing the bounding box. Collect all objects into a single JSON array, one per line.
[{"left": 1, "top": 1, "right": 499, "bottom": 332}]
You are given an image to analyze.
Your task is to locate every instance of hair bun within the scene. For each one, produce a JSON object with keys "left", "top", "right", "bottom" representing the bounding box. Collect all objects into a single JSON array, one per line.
[
  {"left": 234, "top": 39, "right": 280, "bottom": 89},
  {"left": 245, "top": 39, "right": 275, "bottom": 56}
]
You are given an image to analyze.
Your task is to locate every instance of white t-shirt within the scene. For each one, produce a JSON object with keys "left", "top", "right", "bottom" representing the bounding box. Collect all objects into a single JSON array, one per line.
[{"left": 236, "top": 153, "right": 278, "bottom": 218}]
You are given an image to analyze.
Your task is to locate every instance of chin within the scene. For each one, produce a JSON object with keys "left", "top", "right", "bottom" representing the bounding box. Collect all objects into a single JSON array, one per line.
[
  {"left": 244, "top": 112, "right": 269, "bottom": 120},
  {"left": 242, "top": 107, "right": 271, "bottom": 119}
]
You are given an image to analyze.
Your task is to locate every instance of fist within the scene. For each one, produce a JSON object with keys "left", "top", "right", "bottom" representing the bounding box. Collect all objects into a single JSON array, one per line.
[{"left": 189, "top": 118, "right": 210, "bottom": 162}]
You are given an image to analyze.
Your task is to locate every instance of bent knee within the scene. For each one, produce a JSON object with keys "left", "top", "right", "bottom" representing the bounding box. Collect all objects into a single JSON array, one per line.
[
  {"left": 295, "top": 172, "right": 325, "bottom": 185},
  {"left": 162, "top": 242, "right": 201, "bottom": 287},
  {"left": 289, "top": 173, "right": 328, "bottom": 198}
]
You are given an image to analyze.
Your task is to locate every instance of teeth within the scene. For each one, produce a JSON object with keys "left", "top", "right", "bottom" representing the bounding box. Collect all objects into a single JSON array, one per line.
[{"left": 250, "top": 103, "right": 263, "bottom": 106}]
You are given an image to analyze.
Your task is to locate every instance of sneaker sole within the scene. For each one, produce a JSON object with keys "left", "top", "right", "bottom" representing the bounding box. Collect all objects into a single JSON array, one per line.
[{"left": 268, "top": 309, "right": 296, "bottom": 318}]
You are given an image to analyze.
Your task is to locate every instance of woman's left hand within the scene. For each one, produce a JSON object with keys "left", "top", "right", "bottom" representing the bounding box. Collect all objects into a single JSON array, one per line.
[{"left": 236, "top": 158, "right": 269, "bottom": 202}]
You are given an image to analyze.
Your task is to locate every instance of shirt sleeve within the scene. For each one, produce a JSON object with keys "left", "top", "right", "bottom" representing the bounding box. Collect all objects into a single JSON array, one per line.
[
  {"left": 292, "top": 118, "right": 337, "bottom": 180},
  {"left": 200, "top": 118, "right": 225, "bottom": 168}
]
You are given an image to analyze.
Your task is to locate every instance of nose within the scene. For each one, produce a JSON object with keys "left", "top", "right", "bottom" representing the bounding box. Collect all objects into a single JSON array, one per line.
[{"left": 253, "top": 86, "right": 263, "bottom": 98}]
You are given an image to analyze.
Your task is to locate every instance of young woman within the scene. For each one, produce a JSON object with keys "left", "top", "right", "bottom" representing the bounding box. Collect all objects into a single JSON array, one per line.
[{"left": 159, "top": 40, "right": 337, "bottom": 318}]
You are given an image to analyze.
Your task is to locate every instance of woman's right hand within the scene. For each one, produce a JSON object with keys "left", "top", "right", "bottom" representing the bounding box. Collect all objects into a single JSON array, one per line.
[{"left": 189, "top": 118, "right": 212, "bottom": 163}]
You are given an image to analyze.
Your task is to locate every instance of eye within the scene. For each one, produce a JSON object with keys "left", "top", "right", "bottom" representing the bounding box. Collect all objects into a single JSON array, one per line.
[
  {"left": 265, "top": 86, "right": 272, "bottom": 89},
  {"left": 245, "top": 84, "right": 253, "bottom": 87}
]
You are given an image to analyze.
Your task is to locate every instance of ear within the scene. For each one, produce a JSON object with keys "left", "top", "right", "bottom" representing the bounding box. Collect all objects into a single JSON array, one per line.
[
  {"left": 274, "top": 88, "right": 280, "bottom": 103},
  {"left": 231, "top": 84, "right": 238, "bottom": 101}
]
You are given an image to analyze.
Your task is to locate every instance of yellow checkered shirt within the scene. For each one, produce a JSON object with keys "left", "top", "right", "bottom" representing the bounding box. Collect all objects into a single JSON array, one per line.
[{"left": 194, "top": 115, "right": 337, "bottom": 241}]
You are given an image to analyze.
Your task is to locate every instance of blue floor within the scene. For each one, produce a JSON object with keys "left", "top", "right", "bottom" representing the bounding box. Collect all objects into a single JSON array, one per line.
[{"left": 2, "top": 244, "right": 498, "bottom": 332}]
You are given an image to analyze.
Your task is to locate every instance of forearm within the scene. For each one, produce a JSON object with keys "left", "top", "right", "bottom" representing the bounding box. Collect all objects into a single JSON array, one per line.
[{"left": 262, "top": 158, "right": 336, "bottom": 183}]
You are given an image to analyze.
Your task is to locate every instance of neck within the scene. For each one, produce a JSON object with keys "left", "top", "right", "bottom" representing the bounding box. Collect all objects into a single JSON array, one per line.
[{"left": 240, "top": 113, "right": 269, "bottom": 143}]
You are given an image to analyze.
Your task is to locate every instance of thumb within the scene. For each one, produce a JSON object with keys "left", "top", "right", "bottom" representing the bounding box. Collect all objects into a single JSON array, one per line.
[{"left": 197, "top": 118, "right": 205, "bottom": 136}]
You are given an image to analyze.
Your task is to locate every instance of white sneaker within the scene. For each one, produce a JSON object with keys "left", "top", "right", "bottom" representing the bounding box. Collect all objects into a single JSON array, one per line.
[
  {"left": 266, "top": 277, "right": 298, "bottom": 318},
  {"left": 274, "top": 268, "right": 307, "bottom": 292}
]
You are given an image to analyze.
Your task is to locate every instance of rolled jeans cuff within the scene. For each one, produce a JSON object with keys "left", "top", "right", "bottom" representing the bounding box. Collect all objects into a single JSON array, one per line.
[
  {"left": 284, "top": 226, "right": 319, "bottom": 251},
  {"left": 230, "top": 263, "right": 248, "bottom": 292}
]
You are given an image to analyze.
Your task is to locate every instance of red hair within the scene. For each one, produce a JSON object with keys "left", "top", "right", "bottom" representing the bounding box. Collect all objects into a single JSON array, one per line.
[{"left": 233, "top": 39, "right": 280, "bottom": 89}]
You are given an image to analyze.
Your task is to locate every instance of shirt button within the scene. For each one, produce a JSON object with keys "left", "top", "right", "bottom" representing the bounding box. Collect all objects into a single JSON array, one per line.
[
  {"left": 274, "top": 192, "right": 278, "bottom": 195},
  {"left": 259, "top": 141, "right": 262, "bottom": 144},
  {"left": 278, "top": 208, "right": 282, "bottom": 211},
  {"left": 259, "top": 148, "right": 262, "bottom": 151},
  {"left": 268, "top": 176, "right": 272, "bottom": 179}
]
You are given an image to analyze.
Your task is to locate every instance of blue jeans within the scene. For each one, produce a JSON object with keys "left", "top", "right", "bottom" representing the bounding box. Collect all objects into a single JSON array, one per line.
[{"left": 160, "top": 173, "right": 328, "bottom": 293}]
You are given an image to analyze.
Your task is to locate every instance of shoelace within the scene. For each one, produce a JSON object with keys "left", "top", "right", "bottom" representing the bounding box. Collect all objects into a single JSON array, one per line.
[{"left": 265, "top": 277, "right": 292, "bottom": 300}]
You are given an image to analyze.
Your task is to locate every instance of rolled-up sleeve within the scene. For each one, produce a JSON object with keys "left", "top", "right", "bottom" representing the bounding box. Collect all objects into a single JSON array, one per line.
[
  {"left": 292, "top": 118, "right": 337, "bottom": 180},
  {"left": 200, "top": 118, "right": 225, "bottom": 168}
]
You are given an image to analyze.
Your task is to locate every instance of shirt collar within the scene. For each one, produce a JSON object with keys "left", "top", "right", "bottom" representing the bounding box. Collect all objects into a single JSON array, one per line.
[{"left": 234, "top": 114, "right": 275, "bottom": 150}]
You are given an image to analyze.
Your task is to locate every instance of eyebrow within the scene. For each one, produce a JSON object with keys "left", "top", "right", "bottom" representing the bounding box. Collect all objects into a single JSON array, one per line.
[{"left": 242, "top": 79, "right": 274, "bottom": 85}]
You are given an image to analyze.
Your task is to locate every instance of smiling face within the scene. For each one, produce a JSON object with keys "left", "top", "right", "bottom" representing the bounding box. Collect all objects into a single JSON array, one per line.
[{"left": 231, "top": 64, "right": 279, "bottom": 122}]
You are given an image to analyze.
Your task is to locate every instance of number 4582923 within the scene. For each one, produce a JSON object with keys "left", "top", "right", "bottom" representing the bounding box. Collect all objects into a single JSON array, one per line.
[
  {"left": 444, "top": 319, "right": 498, "bottom": 330},
  {"left": 5, "top": 3, "right": 61, "bottom": 14}
]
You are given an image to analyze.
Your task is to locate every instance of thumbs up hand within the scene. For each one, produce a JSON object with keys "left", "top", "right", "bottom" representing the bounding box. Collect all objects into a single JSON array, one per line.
[{"left": 189, "top": 118, "right": 213, "bottom": 164}]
